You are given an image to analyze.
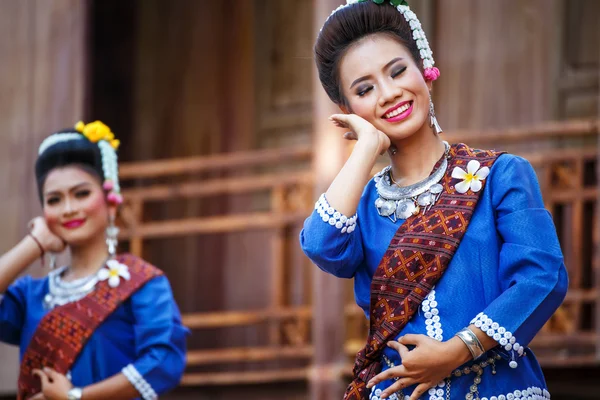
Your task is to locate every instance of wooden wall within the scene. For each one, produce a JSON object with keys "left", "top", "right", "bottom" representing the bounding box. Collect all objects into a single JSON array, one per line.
[
  {"left": 435, "top": 0, "right": 598, "bottom": 129},
  {"left": 0, "top": 0, "right": 87, "bottom": 393}
]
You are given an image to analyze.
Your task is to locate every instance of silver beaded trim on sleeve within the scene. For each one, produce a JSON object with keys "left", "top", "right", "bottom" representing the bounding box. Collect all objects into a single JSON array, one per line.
[
  {"left": 471, "top": 312, "right": 523, "bottom": 368},
  {"left": 480, "top": 386, "right": 551, "bottom": 400},
  {"left": 122, "top": 364, "right": 158, "bottom": 400},
  {"left": 315, "top": 194, "right": 358, "bottom": 233}
]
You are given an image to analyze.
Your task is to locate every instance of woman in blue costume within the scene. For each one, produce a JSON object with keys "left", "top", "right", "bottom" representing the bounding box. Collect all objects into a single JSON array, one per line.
[
  {"left": 0, "top": 121, "right": 188, "bottom": 400},
  {"left": 301, "top": 1, "right": 568, "bottom": 400}
]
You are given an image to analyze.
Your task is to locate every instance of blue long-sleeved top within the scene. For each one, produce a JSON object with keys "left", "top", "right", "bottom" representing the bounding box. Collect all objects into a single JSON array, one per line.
[
  {"left": 0, "top": 257, "right": 189, "bottom": 399},
  {"left": 301, "top": 153, "right": 568, "bottom": 400}
]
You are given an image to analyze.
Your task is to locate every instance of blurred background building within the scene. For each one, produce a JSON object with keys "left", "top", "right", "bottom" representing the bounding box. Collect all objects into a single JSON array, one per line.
[{"left": 0, "top": 0, "right": 598, "bottom": 399}]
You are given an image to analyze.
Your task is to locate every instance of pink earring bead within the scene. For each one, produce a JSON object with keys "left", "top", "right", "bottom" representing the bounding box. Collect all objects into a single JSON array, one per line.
[
  {"left": 107, "top": 192, "right": 124, "bottom": 205},
  {"left": 103, "top": 180, "right": 114, "bottom": 191},
  {"left": 424, "top": 67, "right": 440, "bottom": 81}
]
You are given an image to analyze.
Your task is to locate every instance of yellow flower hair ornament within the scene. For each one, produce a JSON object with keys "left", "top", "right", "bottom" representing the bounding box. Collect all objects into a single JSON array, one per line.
[
  {"left": 74, "top": 120, "right": 123, "bottom": 205},
  {"left": 75, "top": 120, "right": 120, "bottom": 150}
]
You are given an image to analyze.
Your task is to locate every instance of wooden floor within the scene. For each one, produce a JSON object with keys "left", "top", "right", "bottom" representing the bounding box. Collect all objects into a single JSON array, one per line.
[
  {"left": 1, "top": 369, "right": 599, "bottom": 400},
  {"left": 148, "top": 366, "right": 600, "bottom": 400}
]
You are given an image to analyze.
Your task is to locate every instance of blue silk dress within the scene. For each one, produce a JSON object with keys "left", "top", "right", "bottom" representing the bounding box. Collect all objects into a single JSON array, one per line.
[
  {"left": 0, "top": 258, "right": 188, "bottom": 400},
  {"left": 301, "top": 153, "right": 568, "bottom": 400}
]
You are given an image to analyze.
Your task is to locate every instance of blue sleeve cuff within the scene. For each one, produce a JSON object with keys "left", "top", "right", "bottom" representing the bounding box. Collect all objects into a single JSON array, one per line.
[
  {"left": 129, "top": 276, "right": 188, "bottom": 394},
  {"left": 300, "top": 193, "right": 365, "bottom": 278}
]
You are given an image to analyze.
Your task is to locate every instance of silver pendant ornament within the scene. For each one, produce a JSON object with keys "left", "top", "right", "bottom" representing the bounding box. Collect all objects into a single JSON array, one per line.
[
  {"left": 374, "top": 142, "right": 449, "bottom": 222},
  {"left": 106, "top": 215, "right": 119, "bottom": 259},
  {"left": 429, "top": 94, "right": 443, "bottom": 135}
]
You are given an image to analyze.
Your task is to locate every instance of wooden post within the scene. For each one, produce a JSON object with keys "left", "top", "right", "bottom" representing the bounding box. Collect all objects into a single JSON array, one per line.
[
  {"left": 596, "top": 59, "right": 600, "bottom": 362},
  {"left": 310, "top": 0, "right": 348, "bottom": 399}
]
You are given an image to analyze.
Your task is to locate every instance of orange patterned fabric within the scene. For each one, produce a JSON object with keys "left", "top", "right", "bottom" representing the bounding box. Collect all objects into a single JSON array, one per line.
[
  {"left": 344, "top": 144, "right": 502, "bottom": 400},
  {"left": 17, "top": 254, "right": 162, "bottom": 400}
]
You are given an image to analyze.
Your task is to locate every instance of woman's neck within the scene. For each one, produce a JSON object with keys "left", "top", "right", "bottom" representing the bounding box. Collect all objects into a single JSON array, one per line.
[
  {"left": 389, "top": 124, "right": 446, "bottom": 187},
  {"left": 64, "top": 235, "right": 109, "bottom": 281}
]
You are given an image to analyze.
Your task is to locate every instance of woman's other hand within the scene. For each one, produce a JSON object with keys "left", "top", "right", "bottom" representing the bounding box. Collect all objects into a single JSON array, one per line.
[
  {"left": 31, "top": 368, "right": 73, "bottom": 400},
  {"left": 367, "top": 334, "right": 472, "bottom": 399}
]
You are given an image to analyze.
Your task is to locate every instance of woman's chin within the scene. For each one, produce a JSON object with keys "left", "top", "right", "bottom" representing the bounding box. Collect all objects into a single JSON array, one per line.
[
  {"left": 379, "top": 119, "right": 428, "bottom": 143},
  {"left": 56, "top": 230, "right": 94, "bottom": 249}
]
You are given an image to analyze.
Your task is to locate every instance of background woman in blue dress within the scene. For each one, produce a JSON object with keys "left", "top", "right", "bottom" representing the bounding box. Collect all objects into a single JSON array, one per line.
[
  {"left": 0, "top": 121, "right": 188, "bottom": 400},
  {"left": 301, "top": 1, "right": 568, "bottom": 399}
]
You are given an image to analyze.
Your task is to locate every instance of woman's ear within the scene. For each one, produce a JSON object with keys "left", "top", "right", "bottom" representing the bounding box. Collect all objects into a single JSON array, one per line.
[{"left": 340, "top": 104, "right": 350, "bottom": 114}]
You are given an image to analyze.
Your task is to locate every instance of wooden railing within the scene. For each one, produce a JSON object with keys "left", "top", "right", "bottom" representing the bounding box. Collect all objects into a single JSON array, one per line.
[
  {"left": 117, "top": 119, "right": 599, "bottom": 386},
  {"left": 118, "top": 146, "right": 315, "bottom": 385}
]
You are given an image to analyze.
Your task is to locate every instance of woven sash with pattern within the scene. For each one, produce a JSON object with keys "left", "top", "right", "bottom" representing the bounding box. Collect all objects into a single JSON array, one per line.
[
  {"left": 344, "top": 144, "right": 502, "bottom": 400},
  {"left": 17, "top": 254, "right": 162, "bottom": 400}
]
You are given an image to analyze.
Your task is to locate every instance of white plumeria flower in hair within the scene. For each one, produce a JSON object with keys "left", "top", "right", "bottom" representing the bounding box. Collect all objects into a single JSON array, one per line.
[
  {"left": 98, "top": 259, "right": 131, "bottom": 288},
  {"left": 451, "top": 160, "right": 490, "bottom": 194}
]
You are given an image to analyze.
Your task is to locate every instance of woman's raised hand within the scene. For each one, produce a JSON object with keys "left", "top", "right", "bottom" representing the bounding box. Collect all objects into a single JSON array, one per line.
[
  {"left": 29, "top": 217, "right": 66, "bottom": 254},
  {"left": 329, "top": 113, "right": 391, "bottom": 155}
]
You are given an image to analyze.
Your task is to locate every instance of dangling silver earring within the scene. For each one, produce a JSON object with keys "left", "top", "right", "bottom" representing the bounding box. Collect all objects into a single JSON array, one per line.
[
  {"left": 106, "top": 215, "right": 119, "bottom": 259},
  {"left": 429, "top": 94, "right": 443, "bottom": 135},
  {"left": 49, "top": 254, "right": 56, "bottom": 270}
]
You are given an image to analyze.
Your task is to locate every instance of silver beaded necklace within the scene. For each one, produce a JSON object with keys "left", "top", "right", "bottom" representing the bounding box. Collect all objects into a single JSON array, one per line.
[
  {"left": 43, "top": 266, "right": 101, "bottom": 309},
  {"left": 374, "top": 141, "right": 450, "bottom": 222}
]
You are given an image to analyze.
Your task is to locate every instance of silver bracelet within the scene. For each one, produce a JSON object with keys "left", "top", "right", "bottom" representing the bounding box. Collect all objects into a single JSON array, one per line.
[
  {"left": 455, "top": 327, "right": 485, "bottom": 360},
  {"left": 67, "top": 387, "right": 83, "bottom": 400}
]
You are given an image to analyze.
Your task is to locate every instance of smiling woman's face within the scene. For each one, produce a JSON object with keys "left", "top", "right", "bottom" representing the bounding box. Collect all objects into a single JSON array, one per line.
[
  {"left": 338, "top": 33, "right": 431, "bottom": 141},
  {"left": 42, "top": 166, "right": 110, "bottom": 247}
]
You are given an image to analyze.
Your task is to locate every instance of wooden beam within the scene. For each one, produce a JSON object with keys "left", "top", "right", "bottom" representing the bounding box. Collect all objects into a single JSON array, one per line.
[
  {"left": 122, "top": 171, "right": 313, "bottom": 201},
  {"left": 186, "top": 345, "right": 313, "bottom": 365},
  {"left": 182, "top": 306, "right": 312, "bottom": 329},
  {"left": 446, "top": 118, "right": 598, "bottom": 144},
  {"left": 181, "top": 369, "right": 309, "bottom": 386},
  {"left": 119, "top": 145, "right": 311, "bottom": 179},
  {"left": 118, "top": 212, "right": 308, "bottom": 239}
]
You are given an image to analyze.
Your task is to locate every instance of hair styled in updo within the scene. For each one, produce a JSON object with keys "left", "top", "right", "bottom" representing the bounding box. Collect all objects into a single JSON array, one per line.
[
  {"left": 314, "top": 1, "right": 422, "bottom": 106},
  {"left": 35, "top": 129, "right": 104, "bottom": 201}
]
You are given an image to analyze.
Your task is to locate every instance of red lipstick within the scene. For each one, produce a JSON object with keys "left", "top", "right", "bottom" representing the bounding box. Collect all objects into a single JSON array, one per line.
[
  {"left": 382, "top": 100, "right": 413, "bottom": 123},
  {"left": 62, "top": 219, "right": 85, "bottom": 229}
]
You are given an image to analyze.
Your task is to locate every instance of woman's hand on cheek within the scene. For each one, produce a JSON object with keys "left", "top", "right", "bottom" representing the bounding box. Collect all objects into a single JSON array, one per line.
[
  {"left": 29, "top": 217, "right": 67, "bottom": 253},
  {"left": 329, "top": 113, "right": 391, "bottom": 155}
]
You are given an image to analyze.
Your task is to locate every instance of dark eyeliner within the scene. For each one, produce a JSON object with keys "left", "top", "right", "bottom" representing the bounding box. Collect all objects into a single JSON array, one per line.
[
  {"left": 357, "top": 85, "right": 373, "bottom": 97},
  {"left": 75, "top": 189, "right": 91, "bottom": 198},
  {"left": 391, "top": 66, "right": 407, "bottom": 78}
]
